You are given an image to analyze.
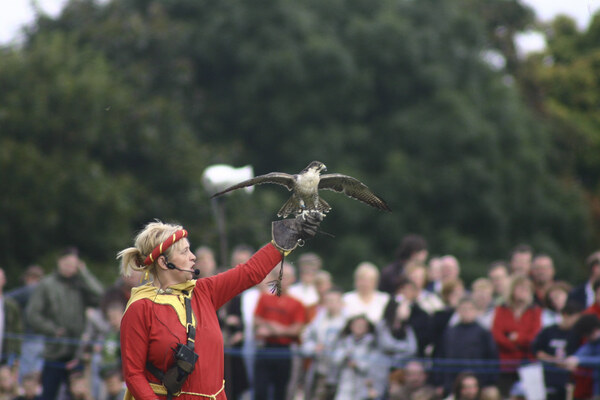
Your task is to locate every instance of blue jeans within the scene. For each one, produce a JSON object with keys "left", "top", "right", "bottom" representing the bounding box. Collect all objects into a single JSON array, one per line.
[{"left": 19, "top": 335, "right": 45, "bottom": 378}]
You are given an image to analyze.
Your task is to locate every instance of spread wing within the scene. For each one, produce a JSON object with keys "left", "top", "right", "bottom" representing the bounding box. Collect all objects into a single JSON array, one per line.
[
  {"left": 211, "top": 172, "right": 296, "bottom": 198},
  {"left": 318, "top": 174, "right": 391, "bottom": 211}
]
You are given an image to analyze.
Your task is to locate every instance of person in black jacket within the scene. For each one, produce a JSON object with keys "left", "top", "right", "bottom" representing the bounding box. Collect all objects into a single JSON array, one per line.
[
  {"left": 532, "top": 301, "right": 583, "bottom": 400},
  {"left": 383, "top": 277, "right": 431, "bottom": 357},
  {"left": 430, "top": 279, "right": 465, "bottom": 360},
  {"left": 437, "top": 297, "right": 498, "bottom": 395}
]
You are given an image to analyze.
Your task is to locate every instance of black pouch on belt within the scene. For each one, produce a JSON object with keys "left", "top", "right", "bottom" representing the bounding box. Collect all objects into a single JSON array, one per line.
[{"left": 162, "top": 342, "right": 199, "bottom": 394}]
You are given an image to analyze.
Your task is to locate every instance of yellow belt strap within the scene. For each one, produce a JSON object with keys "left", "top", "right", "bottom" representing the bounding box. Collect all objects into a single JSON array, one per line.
[{"left": 148, "top": 380, "right": 225, "bottom": 399}]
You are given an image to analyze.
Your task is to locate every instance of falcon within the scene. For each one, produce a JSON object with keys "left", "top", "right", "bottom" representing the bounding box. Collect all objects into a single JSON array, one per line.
[{"left": 211, "top": 161, "right": 391, "bottom": 218}]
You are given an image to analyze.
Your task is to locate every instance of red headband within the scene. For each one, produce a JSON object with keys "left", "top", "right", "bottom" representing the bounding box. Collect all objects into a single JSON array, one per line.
[{"left": 144, "top": 229, "right": 188, "bottom": 266}]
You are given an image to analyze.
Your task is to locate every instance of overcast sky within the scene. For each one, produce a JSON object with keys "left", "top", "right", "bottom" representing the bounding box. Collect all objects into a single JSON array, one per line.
[{"left": 1, "top": 0, "right": 599, "bottom": 47}]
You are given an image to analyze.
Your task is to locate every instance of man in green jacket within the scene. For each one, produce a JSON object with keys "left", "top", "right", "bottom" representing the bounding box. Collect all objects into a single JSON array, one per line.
[{"left": 26, "top": 247, "right": 103, "bottom": 400}]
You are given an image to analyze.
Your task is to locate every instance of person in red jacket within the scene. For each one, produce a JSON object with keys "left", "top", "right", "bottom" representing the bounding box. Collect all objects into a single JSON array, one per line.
[
  {"left": 491, "top": 275, "right": 542, "bottom": 396},
  {"left": 253, "top": 263, "right": 306, "bottom": 400},
  {"left": 118, "top": 215, "right": 321, "bottom": 400}
]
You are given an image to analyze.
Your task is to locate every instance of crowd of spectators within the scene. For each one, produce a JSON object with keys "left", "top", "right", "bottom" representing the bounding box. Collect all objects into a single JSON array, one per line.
[{"left": 0, "top": 236, "right": 600, "bottom": 400}]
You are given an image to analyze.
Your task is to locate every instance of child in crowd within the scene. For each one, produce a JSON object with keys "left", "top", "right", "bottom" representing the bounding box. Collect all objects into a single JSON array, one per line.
[
  {"left": 99, "top": 369, "right": 125, "bottom": 400},
  {"left": 470, "top": 278, "right": 495, "bottom": 329},
  {"left": 331, "top": 315, "right": 384, "bottom": 400},
  {"left": 445, "top": 372, "right": 480, "bottom": 400},
  {"left": 97, "top": 301, "right": 124, "bottom": 400},
  {"left": 437, "top": 297, "right": 498, "bottom": 395},
  {"left": 0, "top": 365, "right": 17, "bottom": 400},
  {"left": 388, "top": 360, "right": 437, "bottom": 400},
  {"left": 12, "top": 373, "right": 41, "bottom": 400},
  {"left": 98, "top": 302, "right": 123, "bottom": 375},
  {"left": 68, "top": 371, "right": 93, "bottom": 400},
  {"left": 532, "top": 300, "right": 582, "bottom": 399}
]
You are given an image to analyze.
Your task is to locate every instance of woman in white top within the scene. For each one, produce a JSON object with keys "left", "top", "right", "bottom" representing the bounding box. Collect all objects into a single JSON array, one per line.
[{"left": 343, "top": 262, "right": 390, "bottom": 323}]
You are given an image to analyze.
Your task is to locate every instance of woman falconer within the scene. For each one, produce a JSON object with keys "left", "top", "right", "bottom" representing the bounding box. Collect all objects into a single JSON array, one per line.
[{"left": 119, "top": 213, "right": 321, "bottom": 400}]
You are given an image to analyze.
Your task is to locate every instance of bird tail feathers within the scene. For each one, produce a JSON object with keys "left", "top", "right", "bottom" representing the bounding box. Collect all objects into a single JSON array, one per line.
[
  {"left": 277, "top": 196, "right": 332, "bottom": 218},
  {"left": 277, "top": 196, "right": 300, "bottom": 218}
]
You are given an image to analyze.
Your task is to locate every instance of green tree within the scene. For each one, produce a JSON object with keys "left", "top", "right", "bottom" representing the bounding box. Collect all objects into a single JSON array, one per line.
[
  {"left": 0, "top": 30, "right": 217, "bottom": 282},
  {"left": 519, "top": 12, "right": 600, "bottom": 248}
]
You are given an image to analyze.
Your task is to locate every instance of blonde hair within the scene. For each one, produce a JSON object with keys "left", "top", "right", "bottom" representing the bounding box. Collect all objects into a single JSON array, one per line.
[
  {"left": 508, "top": 274, "right": 533, "bottom": 307},
  {"left": 314, "top": 270, "right": 332, "bottom": 286},
  {"left": 298, "top": 252, "right": 323, "bottom": 270},
  {"left": 471, "top": 277, "right": 493, "bottom": 292},
  {"left": 117, "top": 220, "right": 185, "bottom": 278},
  {"left": 441, "top": 278, "right": 464, "bottom": 305},
  {"left": 354, "top": 261, "right": 380, "bottom": 282}
]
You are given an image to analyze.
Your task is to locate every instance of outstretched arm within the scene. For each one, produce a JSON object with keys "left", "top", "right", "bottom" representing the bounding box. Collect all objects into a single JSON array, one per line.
[
  {"left": 205, "top": 212, "right": 322, "bottom": 309},
  {"left": 206, "top": 244, "right": 282, "bottom": 310}
]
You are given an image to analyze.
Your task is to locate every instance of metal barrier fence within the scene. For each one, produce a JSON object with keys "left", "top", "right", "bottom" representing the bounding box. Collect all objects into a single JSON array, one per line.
[{"left": 6, "top": 332, "right": 592, "bottom": 379}]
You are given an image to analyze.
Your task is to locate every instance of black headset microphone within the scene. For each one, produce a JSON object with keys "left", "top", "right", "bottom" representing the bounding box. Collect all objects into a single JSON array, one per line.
[{"left": 165, "top": 257, "right": 200, "bottom": 276}]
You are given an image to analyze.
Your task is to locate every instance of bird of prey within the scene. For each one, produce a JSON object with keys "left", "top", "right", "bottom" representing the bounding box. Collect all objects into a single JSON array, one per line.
[{"left": 211, "top": 161, "right": 391, "bottom": 218}]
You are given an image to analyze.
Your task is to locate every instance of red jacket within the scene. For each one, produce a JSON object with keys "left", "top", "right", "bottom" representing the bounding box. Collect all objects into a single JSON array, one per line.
[
  {"left": 491, "top": 304, "right": 541, "bottom": 370},
  {"left": 585, "top": 303, "right": 600, "bottom": 318},
  {"left": 254, "top": 292, "right": 305, "bottom": 346},
  {"left": 121, "top": 244, "right": 282, "bottom": 400}
]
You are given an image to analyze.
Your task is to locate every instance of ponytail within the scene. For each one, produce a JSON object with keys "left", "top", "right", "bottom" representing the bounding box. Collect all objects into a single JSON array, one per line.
[{"left": 117, "top": 247, "right": 145, "bottom": 277}]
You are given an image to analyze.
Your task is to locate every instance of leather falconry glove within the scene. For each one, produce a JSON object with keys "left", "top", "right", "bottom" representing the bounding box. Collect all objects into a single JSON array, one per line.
[{"left": 271, "top": 211, "right": 323, "bottom": 255}]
